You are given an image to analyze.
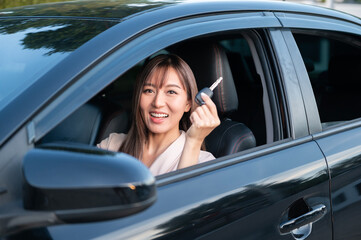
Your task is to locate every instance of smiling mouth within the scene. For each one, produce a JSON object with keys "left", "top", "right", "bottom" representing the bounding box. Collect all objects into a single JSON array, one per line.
[{"left": 150, "top": 112, "right": 169, "bottom": 118}]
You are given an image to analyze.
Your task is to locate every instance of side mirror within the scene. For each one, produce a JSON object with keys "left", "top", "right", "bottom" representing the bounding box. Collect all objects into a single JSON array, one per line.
[{"left": 22, "top": 144, "right": 156, "bottom": 223}]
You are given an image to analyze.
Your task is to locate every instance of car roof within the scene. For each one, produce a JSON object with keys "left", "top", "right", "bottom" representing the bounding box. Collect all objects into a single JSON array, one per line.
[{"left": 0, "top": 0, "right": 360, "bottom": 25}]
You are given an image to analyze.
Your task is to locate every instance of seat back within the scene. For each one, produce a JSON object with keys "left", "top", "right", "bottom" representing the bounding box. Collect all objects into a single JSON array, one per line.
[
  {"left": 41, "top": 103, "right": 103, "bottom": 145},
  {"left": 41, "top": 99, "right": 129, "bottom": 146},
  {"left": 172, "top": 41, "right": 256, "bottom": 157}
]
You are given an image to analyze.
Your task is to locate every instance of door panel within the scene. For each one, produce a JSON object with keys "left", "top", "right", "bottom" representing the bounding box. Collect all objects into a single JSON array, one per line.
[
  {"left": 287, "top": 24, "right": 361, "bottom": 240},
  {"left": 315, "top": 126, "right": 361, "bottom": 240},
  {"left": 45, "top": 140, "right": 331, "bottom": 239}
]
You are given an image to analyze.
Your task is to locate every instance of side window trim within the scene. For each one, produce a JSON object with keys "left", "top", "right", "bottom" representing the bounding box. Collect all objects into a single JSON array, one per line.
[
  {"left": 32, "top": 12, "right": 282, "bottom": 143},
  {"left": 275, "top": 12, "right": 361, "bottom": 36},
  {"left": 157, "top": 135, "right": 313, "bottom": 185},
  {"left": 268, "top": 29, "right": 309, "bottom": 139},
  {"left": 281, "top": 29, "right": 322, "bottom": 135}
]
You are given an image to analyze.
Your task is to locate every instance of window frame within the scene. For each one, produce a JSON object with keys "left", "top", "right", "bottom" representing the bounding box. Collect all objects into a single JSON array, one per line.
[
  {"left": 278, "top": 12, "right": 361, "bottom": 137},
  {"left": 30, "top": 12, "right": 282, "bottom": 140},
  {"left": 27, "top": 11, "right": 314, "bottom": 183}
]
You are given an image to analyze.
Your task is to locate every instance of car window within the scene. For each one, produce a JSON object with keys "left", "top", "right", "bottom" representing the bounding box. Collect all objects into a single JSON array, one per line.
[
  {"left": 37, "top": 30, "right": 286, "bottom": 175},
  {"left": 0, "top": 18, "right": 117, "bottom": 112},
  {"left": 292, "top": 30, "right": 361, "bottom": 129}
]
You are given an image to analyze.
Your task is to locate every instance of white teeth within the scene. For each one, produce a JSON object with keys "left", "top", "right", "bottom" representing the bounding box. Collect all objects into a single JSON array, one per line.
[{"left": 150, "top": 113, "right": 168, "bottom": 118}]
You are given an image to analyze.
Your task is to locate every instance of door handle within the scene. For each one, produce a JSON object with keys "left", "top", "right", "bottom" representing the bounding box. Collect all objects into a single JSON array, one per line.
[{"left": 279, "top": 204, "right": 327, "bottom": 234}]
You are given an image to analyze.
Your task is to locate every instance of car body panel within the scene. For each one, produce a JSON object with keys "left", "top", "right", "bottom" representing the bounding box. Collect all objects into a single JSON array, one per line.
[
  {"left": 44, "top": 139, "right": 331, "bottom": 239},
  {"left": 314, "top": 126, "right": 361, "bottom": 240},
  {"left": 280, "top": 11, "right": 361, "bottom": 240}
]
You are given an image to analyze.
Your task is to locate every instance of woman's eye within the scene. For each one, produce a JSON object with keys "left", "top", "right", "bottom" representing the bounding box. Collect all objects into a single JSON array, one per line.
[
  {"left": 168, "top": 90, "right": 177, "bottom": 94},
  {"left": 143, "top": 89, "right": 153, "bottom": 94}
]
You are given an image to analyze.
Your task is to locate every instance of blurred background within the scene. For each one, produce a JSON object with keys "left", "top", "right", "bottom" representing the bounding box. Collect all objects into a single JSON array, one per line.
[
  {"left": 285, "top": 0, "right": 361, "bottom": 17},
  {"left": 0, "top": 0, "right": 360, "bottom": 18}
]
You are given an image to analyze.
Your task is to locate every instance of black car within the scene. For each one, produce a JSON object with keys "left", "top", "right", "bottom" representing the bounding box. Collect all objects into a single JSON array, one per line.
[{"left": 1, "top": 0, "right": 361, "bottom": 239}]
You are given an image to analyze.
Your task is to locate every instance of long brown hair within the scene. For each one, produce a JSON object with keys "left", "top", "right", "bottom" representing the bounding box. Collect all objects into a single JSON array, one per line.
[{"left": 119, "top": 54, "right": 199, "bottom": 159}]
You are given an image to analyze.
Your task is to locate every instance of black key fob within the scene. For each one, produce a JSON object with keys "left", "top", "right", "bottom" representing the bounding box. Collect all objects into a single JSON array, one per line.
[{"left": 195, "top": 88, "right": 213, "bottom": 105}]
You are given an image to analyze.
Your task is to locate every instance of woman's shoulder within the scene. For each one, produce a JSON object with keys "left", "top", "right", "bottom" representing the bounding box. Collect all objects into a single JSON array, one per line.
[{"left": 97, "top": 133, "right": 127, "bottom": 151}]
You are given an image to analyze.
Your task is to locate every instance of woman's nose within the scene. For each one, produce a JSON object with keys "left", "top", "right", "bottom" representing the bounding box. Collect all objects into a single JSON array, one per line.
[{"left": 153, "top": 92, "right": 165, "bottom": 107}]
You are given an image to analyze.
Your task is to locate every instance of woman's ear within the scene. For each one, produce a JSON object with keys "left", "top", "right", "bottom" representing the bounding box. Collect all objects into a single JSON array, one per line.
[{"left": 185, "top": 100, "right": 191, "bottom": 112}]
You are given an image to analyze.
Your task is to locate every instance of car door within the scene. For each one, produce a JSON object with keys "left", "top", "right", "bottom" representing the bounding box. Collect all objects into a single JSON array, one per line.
[
  {"left": 3, "top": 9, "right": 332, "bottom": 240},
  {"left": 278, "top": 12, "right": 361, "bottom": 240}
]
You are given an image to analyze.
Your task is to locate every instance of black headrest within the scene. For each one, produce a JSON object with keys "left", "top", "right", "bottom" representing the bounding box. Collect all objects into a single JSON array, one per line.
[{"left": 171, "top": 42, "right": 238, "bottom": 114}]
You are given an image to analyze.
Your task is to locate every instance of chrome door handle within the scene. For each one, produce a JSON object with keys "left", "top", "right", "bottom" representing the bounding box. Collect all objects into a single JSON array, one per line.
[{"left": 279, "top": 204, "right": 327, "bottom": 234}]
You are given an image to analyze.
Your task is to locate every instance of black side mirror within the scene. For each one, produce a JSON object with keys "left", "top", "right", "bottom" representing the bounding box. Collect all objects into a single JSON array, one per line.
[{"left": 22, "top": 144, "right": 156, "bottom": 223}]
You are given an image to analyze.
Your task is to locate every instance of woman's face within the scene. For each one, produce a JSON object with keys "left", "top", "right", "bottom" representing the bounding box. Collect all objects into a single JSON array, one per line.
[{"left": 140, "top": 67, "right": 191, "bottom": 136}]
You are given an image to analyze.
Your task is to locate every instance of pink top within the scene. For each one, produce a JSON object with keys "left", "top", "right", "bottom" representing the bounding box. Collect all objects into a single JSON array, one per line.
[{"left": 97, "top": 131, "right": 215, "bottom": 176}]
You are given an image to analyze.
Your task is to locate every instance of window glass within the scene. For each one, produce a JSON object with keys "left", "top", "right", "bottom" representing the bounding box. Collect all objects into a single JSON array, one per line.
[
  {"left": 0, "top": 19, "right": 117, "bottom": 111},
  {"left": 293, "top": 31, "right": 361, "bottom": 128}
]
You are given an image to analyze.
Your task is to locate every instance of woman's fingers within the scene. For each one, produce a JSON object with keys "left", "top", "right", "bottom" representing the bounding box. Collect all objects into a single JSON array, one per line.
[
  {"left": 200, "top": 93, "right": 218, "bottom": 116},
  {"left": 200, "top": 93, "right": 220, "bottom": 126},
  {"left": 190, "top": 111, "right": 201, "bottom": 128},
  {"left": 191, "top": 94, "right": 220, "bottom": 129},
  {"left": 187, "top": 90, "right": 221, "bottom": 141}
]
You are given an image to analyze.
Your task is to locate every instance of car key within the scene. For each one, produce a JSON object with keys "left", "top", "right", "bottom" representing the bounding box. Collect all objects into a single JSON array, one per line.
[{"left": 195, "top": 77, "right": 223, "bottom": 105}]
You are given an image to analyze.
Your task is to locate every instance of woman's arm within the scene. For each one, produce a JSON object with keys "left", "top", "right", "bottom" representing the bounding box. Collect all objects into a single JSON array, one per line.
[
  {"left": 178, "top": 93, "right": 220, "bottom": 169},
  {"left": 97, "top": 133, "right": 127, "bottom": 152}
]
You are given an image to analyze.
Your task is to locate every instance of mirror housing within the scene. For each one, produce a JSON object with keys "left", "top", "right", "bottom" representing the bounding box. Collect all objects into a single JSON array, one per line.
[{"left": 22, "top": 144, "right": 156, "bottom": 223}]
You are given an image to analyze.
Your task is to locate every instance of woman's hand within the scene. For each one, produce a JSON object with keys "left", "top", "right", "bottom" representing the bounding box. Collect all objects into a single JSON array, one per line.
[
  {"left": 178, "top": 93, "right": 220, "bottom": 170},
  {"left": 187, "top": 93, "right": 220, "bottom": 143}
]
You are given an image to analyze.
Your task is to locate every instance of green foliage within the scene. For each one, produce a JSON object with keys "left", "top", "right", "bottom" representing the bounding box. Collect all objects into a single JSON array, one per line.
[{"left": 0, "top": 0, "right": 73, "bottom": 10}]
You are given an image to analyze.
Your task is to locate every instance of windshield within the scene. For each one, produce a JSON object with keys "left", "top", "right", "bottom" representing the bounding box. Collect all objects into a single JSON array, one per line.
[{"left": 0, "top": 18, "right": 118, "bottom": 111}]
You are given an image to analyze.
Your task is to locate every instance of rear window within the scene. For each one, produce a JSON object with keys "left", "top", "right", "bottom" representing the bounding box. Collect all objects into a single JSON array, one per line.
[{"left": 0, "top": 18, "right": 117, "bottom": 111}]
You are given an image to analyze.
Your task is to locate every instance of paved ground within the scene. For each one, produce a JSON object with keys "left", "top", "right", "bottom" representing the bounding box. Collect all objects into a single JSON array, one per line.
[{"left": 281, "top": 0, "right": 361, "bottom": 18}]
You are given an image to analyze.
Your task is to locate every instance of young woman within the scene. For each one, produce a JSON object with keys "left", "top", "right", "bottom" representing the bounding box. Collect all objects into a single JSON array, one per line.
[{"left": 97, "top": 54, "right": 220, "bottom": 176}]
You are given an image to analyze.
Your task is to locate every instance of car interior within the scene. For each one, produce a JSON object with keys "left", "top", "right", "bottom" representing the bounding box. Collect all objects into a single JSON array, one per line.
[{"left": 37, "top": 31, "right": 283, "bottom": 162}]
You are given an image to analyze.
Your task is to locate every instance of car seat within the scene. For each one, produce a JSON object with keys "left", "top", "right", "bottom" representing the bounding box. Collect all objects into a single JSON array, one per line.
[
  {"left": 40, "top": 97, "right": 129, "bottom": 146},
  {"left": 40, "top": 103, "right": 103, "bottom": 145},
  {"left": 171, "top": 41, "right": 256, "bottom": 158}
]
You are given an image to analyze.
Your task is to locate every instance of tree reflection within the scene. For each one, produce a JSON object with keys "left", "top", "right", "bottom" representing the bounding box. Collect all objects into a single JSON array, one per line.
[
  {"left": 0, "top": 1, "right": 171, "bottom": 55},
  {"left": 0, "top": 0, "right": 73, "bottom": 10}
]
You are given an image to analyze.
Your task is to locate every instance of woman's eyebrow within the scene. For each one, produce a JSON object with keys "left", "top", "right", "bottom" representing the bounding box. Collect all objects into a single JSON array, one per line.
[
  {"left": 144, "top": 83, "right": 155, "bottom": 87},
  {"left": 144, "top": 83, "right": 182, "bottom": 89},
  {"left": 165, "top": 84, "right": 182, "bottom": 89}
]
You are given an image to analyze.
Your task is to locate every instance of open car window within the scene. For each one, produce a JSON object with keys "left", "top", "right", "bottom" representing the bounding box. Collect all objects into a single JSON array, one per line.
[{"left": 36, "top": 30, "right": 288, "bottom": 176}]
